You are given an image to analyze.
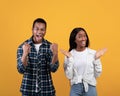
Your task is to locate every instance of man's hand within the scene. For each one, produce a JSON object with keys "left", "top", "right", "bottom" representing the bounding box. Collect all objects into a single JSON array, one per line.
[
  {"left": 50, "top": 43, "right": 58, "bottom": 55},
  {"left": 50, "top": 43, "right": 58, "bottom": 64},
  {"left": 22, "top": 43, "right": 31, "bottom": 56},
  {"left": 21, "top": 43, "right": 31, "bottom": 66}
]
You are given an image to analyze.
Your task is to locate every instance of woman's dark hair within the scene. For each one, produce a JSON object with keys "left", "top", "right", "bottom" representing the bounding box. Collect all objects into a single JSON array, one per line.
[
  {"left": 32, "top": 18, "right": 47, "bottom": 29},
  {"left": 69, "top": 27, "right": 90, "bottom": 51}
]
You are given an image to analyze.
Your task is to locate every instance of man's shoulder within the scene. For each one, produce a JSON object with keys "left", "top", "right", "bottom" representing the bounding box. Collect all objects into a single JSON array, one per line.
[
  {"left": 18, "top": 38, "right": 31, "bottom": 48},
  {"left": 43, "top": 39, "right": 52, "bottom": 45}
]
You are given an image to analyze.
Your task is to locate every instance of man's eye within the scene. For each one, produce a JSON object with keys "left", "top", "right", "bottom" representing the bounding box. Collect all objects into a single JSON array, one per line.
[{"left": 41, "top": 29, "right": 45, "bottom": 31}]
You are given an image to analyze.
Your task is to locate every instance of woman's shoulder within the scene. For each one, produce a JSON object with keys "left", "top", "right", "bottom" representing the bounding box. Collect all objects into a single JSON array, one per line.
[
  {"left": 69, "top": 49, "right": 75, "bottom": 54},
  {"left": 87, "top": 48, "right": 96, "bottom": 54}
]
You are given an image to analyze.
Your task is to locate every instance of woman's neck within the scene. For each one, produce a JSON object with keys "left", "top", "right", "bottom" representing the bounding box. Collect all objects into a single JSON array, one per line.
[{"left": 76, "top": 47, "right": 86, "bottom": 51}]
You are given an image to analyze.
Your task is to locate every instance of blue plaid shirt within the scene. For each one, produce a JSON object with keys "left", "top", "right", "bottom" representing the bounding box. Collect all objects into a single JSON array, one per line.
[{"left": 17, "top": 37, "right": 59, "bottom": 96}]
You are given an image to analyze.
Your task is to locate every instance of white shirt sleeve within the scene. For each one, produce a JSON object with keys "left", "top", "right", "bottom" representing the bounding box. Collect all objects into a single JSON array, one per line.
[
  {"left": 64, "top": 56, "right": 74, "bottom": 79},
  {"left": 93, "top": 59, "right": 102, "bottom": 78}
]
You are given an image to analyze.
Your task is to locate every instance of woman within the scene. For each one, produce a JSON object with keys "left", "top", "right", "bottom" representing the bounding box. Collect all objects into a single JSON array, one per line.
[{"left": 60, "top": 27, "right": 107, "bottom": 96}]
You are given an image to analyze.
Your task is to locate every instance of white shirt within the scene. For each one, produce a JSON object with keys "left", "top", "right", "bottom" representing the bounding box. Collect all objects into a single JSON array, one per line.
[
  {"left": 73, "top": 48, "right": 87, "bottom": 76},
  {"left": 64, "top": 48, "right": 102, "bottom": 92},
  {"left": 34, "top": 43, "right": 42, "bottom": 54},
  {"left": 34, "top": 43, "right": 42, "bottom": 92}
]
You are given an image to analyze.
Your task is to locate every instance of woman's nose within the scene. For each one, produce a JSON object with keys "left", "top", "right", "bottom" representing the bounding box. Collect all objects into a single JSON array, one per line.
[{"left": 82, "top": 37, "right": 86, "bottom": 40}]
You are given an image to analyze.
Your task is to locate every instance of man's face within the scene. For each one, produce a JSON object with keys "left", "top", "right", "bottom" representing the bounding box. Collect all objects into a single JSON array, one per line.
[{"left": 32, "top": 22, "right": 46, "bottom": 44}]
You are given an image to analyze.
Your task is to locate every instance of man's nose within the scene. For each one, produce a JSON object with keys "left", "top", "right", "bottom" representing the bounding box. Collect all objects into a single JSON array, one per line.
[{"left": 37, "top": 29, "right": 42, "bottom": 33}]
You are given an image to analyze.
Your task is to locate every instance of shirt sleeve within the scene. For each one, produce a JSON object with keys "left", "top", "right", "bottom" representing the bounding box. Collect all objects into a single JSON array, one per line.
[
  {"left": 47, "top": 50, "right": 59, "bottom": 73},
  {"left": 93, "top": 59, "right": 102, "bottom": 78},
  {"left": 50, "top": 61, "right": 59, "bottom": 72},
  {"left": 17, "top": 46, "right": 26, "bottom": 74},
  {"left": 64, "top": 56, "right": 74, "bottom": 79}
]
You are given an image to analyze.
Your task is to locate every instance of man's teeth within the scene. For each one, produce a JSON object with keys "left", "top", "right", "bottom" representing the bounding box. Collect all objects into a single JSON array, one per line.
[{"left": 37, "top": 35, "right": 41, "bottom": 37}]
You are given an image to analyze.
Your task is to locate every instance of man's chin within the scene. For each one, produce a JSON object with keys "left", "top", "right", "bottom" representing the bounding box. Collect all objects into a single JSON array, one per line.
[{"left": 34, "top": 38, "right": 42, "bottom": 43}]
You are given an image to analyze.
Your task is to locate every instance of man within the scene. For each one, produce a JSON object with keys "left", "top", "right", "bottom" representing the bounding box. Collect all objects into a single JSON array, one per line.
[{"left": 17, "top": 18, "right": 59, "bottom": 96}]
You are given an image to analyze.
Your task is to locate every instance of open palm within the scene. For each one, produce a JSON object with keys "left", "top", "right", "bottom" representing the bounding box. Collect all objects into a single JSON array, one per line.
[
  {"left": 60, "top": 49, "right": 71, "bottom": 58},
  {"left": 95, "top": 48, "right": 107, "bottom": 59}
]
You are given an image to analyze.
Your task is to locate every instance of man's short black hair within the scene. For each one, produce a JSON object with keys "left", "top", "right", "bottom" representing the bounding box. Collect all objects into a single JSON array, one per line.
[{"left": 32, "top": 18, "right": 47, "bottom": 29}]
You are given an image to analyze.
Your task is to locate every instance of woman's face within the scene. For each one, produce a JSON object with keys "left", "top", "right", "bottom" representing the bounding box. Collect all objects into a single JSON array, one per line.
[{"left": 75, "top": 30, "right": 87, "bottom": 48}]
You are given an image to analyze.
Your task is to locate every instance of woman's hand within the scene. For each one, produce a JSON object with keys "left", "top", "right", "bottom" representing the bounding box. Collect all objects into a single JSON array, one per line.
[
  {"left": 60, "top": 49, "right": 71, "bottom": 58},
  {"left": 95, "top": 48, "right": 107, "bottom": 60}
]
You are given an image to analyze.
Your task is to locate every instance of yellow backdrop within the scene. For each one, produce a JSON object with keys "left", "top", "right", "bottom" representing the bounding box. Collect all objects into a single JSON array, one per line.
[{"left": 0, "top": 0, "right": 120, "bottom": 96}]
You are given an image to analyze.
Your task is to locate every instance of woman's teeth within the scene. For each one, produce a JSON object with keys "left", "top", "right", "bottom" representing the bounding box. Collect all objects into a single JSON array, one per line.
[{"left": 81, "top": 41, "right": 86, "bottom": 44}]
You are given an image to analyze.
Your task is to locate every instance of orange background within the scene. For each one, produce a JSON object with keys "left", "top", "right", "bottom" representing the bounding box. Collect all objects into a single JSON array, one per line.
[{"left": 0, "top": 0, "right": 120, "bottom": 96}]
